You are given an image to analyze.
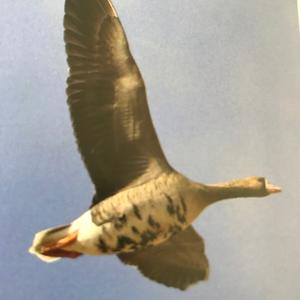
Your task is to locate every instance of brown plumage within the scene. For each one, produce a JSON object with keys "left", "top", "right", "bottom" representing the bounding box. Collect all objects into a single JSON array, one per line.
[
  {"left": 29, "top": 0, "right": 281, "bottom": 291},
  {"left": 64, "top": 0, "right": 169, "bottom": 202}
]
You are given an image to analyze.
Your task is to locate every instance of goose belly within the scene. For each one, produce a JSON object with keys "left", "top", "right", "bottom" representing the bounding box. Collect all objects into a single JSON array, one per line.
[
  {"left": 71, "top": 189, "right": 189, "bottom": 255},
  {"left": 99, "top": 195, "right": 188, "bottom": 254}
]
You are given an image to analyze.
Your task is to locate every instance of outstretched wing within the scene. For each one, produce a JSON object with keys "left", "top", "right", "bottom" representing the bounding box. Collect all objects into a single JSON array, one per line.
[
  {"left": 118, "top": 226, "right": 209, "bottom": 290},
  {"left": 64, "top": 0, "right": 170, "bottom": 202}
]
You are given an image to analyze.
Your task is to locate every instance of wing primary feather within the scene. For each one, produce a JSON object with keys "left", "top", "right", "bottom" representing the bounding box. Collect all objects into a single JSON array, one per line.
[{"left": 64, "top": 0, "right": 171, "bottom": 203}]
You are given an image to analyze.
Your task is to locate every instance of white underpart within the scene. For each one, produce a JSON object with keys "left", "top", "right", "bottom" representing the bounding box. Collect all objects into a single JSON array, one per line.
[
  {"left": 29, "top": 210, "right": 103, "bottom": 261},
  {"left": 66, "top": 210, "right": 103, "bottom": 255}
]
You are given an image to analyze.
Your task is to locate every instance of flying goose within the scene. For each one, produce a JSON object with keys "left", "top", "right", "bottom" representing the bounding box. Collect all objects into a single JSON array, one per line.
[{"left": 29, "top": 0, "right": 281, "bottom": 290}]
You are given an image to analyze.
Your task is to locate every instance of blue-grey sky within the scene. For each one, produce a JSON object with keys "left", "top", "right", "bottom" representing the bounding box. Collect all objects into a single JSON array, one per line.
[{"left": 1, "top": 0, "right": 299, "bottom": 299}]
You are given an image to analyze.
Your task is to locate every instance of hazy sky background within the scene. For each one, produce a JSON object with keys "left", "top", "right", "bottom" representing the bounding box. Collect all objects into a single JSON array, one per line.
[{"left": 1, "top": 0, "right": 299, "bottom": 299}]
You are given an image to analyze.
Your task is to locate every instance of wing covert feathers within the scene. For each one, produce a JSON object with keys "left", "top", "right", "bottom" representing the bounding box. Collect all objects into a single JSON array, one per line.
[{"left": 118, "top": 226, "right": 209, "bottom": 290}]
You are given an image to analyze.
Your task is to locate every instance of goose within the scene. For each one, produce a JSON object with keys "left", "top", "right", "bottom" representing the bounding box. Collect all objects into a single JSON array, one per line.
[{"left": 29, "top": 0, "right": 281, "bottom": 290}]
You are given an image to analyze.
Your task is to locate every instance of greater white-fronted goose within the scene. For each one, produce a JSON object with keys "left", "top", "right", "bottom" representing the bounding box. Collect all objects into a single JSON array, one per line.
[{"left": 29, "top": 0, "right": 281, "bottom": 290}]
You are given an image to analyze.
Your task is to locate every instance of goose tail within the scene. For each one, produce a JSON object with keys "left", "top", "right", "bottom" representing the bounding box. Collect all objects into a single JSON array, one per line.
[{"left": 29, "top": 224, "right": 82, "bottom": 263}]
